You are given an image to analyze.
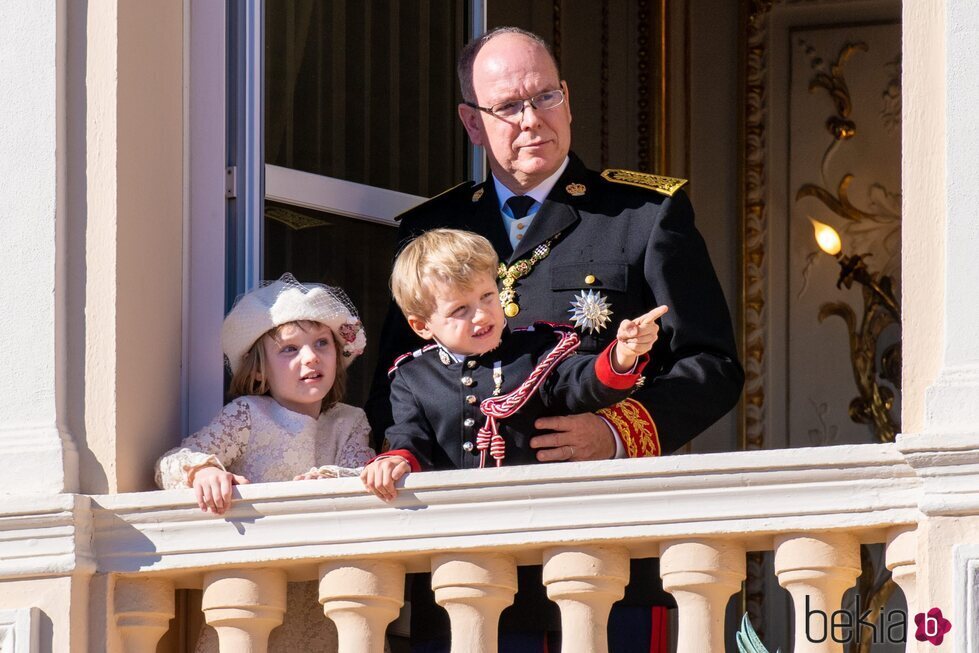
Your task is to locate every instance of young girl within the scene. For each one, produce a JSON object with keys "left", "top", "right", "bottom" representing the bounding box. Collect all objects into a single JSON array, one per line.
[{"left": 156, "top": 273, "right": 374, "bottom": 652}]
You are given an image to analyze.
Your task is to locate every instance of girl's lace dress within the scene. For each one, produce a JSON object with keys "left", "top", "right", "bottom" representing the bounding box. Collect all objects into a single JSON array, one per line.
[{"left": 156, "top": 396, "right": 375, "bottom": 653}]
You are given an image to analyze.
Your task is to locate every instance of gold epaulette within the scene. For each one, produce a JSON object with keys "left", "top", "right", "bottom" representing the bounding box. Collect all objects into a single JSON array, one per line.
[
  {"left": 600, "top": 169, "right": 688, "bottom": 197},
  {"left": 395, "top": 181, "right": 473, "bottom": 221}
]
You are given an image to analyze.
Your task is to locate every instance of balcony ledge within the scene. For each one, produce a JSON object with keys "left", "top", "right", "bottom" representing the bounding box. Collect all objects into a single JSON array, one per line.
[{"left": 90, "top": 443, "right": 921, "bottom": 584}]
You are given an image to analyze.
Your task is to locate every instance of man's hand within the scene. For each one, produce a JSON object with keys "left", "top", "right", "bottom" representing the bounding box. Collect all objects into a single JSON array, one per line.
[
  {"left": 613, "top": 305, "right": 669, "bottom": 372},
  {"left": 191, "top": 466, "right": 250, "bottom": 515},
  {"left": 360, "top": 456, "right": 411, "bottom": 502},
  {"left": 531, "top": 413, "right": 616, "bottom": 462}
]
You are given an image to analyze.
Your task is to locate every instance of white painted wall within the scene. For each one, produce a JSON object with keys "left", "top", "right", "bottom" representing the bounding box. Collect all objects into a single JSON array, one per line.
[
  {"left": 0, "top": 0, "right": 78, "bottom": 494},
  {"left": 921, "top": 1, "right": 979, "bottom": 435}
]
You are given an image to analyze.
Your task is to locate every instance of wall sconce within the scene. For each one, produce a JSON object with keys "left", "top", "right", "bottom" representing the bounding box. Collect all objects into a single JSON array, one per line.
[{"left": 810, "top": 218, "right": 900, "bottom": 442}]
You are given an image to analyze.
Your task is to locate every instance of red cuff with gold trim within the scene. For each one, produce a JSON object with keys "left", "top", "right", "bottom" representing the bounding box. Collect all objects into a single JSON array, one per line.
[
  {"left": 594, "top": 343, "right": 650, "bottom": 390},
  {"left": 596, "top": 398, "right": 661, "bottom": 458},
  {"left": 368, "top": 449, "right": 422, "bottom": 473}
]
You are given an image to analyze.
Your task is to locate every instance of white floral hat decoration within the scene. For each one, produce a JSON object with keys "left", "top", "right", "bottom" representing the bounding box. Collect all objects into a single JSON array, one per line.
[{"left": 221, "top": 273, "right": 367, "bottom": 375}]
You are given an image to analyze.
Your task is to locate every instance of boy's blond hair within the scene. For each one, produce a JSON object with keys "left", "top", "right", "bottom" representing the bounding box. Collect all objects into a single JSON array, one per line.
[{"left": 391, "top": 228, "right": 499, "bottom": 318}]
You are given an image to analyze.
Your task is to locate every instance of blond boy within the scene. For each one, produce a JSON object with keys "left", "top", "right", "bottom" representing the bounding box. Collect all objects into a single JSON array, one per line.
[{"left": 361, "top": 228, "right": 667, "bottom": 500}]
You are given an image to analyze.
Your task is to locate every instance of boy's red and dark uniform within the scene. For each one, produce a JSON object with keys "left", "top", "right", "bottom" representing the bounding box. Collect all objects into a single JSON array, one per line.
[{"left": 378, "top": 322, "right": 647, "bottom": 644}]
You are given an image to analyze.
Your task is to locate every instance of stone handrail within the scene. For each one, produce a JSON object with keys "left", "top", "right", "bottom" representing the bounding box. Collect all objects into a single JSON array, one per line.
[
  {"left": 92, "top": 443, "right": 919, "bottom": 577},
  {"left": 75, "top": 442, "right": 934, "bottom": 651}
]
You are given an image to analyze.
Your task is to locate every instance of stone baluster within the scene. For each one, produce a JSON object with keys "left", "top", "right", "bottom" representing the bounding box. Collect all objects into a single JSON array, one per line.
[
  {"left": 431, "top": 553, "right": 517, "bottom": 653},
  {"left": 113, "top": 577, "right": 175, "bottom": 652},
  {"left": 885, "top": 527, "right": 918, "bottom": 653},
  {"left": 774, "top": 533, "right": 860, "bottom": 653},
  {"left": 201, "top": 568, "right": 287, "bottom": 653},
  {"left": 660, "top": 539, "right": 746, "bottom": 653},
  {"left": 542, "top": 545, "right": 629, "bottom": 653},
  {"left": 319, "top": 560, "right": 405, "bottom": 653}
]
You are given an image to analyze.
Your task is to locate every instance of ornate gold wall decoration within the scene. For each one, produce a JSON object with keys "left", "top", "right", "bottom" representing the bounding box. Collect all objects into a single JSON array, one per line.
[
  {"left": 880, "top": 56, "right": 901, "bottom": 134},
  {"left": 741, "top": 0, "right": 784, "bottom": 456},
  {"left": 793, "top": 31, "right": 903, "bottom": 653},
  {"left": 803, "top": 41, "right": 868, "bottom": 140},
  {"left": 740, "top": 0, "right": 785, "bottom": 640},
  {"left": 809, "top": 218, "right": 900, "bottom": 443},
  {"left": 739, "top": 2, "right": 900, "bottom": 644},
  {"left": 796, "top": 35, "right": 901, "bottom": 448}
]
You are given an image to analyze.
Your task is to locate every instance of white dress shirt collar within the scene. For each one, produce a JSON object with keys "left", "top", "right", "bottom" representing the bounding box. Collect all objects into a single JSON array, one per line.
[{"left": 492, "top": 157, "right": 570, "bottom": 214}]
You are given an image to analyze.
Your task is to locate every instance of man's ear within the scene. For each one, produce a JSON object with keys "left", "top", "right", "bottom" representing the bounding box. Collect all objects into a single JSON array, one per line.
[
  {"left": 562, "top": 80, "right": 572, "bottom": 124},
  {"left": 406, "top": 315, "right": 435, "bottom": 341},
  {"left": 457, "top": 104, "right": 485, "bottom": 147}
]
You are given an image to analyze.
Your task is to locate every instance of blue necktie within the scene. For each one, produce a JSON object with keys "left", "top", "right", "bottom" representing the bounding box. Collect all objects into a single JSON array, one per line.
[{"left": 505, "top": 195, "right": 535, "bottom": 219}]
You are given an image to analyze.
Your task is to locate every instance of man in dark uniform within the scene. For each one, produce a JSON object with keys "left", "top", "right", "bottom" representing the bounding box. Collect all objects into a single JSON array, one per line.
[{"left": 365, "top": 26, "right": 743, "bottom": 652}]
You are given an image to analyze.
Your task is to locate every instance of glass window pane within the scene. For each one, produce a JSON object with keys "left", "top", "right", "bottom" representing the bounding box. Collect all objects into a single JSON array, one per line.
[
  {"left": 265, "top": 1, "right": 468, "bottom": 196},
  {"left": 263, "top": 200, "right": 399, "bottom": 409}
]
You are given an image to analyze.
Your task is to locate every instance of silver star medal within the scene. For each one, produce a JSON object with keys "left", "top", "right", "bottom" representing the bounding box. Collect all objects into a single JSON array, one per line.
[{"left": 568, "top": 289, "right": 613, "bottom": 334}]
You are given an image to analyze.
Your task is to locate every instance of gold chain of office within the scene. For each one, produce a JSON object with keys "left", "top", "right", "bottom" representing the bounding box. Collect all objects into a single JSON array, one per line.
[{"left": 497, "top": 232, "right": 562, "bottom": 318}]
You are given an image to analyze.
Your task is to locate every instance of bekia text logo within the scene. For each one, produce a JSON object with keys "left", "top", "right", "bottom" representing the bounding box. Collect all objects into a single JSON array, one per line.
[
  {"left": 914, "top": 607, "right": 952, "bottom": 645},
  {"left": 804, "top": 594, "right": 906, "bottom": 644}
]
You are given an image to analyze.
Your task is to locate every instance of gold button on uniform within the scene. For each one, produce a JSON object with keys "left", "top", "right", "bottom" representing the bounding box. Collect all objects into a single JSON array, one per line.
[
  {"left": 466, "top": 394, "right": 478, "bottom": 405},
  {"left": 461, "top": 376, "right": 474, "bottom": 386},
  {"left": 467, "top": 360, "right": 478, "bottom": 369},
  {"left": 585, "top": 274, "right": 596, "bottom": 285},
  {"left": 517, "top": 222, "right": 525, "bottom": 230}
]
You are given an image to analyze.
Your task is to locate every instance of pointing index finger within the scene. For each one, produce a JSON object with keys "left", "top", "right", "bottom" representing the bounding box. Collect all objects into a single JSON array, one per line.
[{"left": 637, "top": 305, "right": 669, "bottom": 325}]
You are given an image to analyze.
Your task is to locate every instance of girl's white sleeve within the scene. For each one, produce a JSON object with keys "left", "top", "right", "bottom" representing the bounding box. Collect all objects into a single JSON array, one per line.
[
  {"left": 155, "top": 399, "right": 251, "bottom": 489},
  {"left": 332, "top": 408, "right": 376, "bottom": 470}
]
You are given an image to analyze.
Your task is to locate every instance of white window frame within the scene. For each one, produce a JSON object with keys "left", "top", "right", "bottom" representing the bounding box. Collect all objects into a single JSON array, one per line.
[
  {"left": 183, "top": 0, "right": 488, "bottom": 433},
  {"left": 265, "top": 165, "right": 423, "bottom": 227}
]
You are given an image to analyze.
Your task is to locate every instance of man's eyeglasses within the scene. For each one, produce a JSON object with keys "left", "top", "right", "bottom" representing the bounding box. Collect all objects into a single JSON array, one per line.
[{"left": 464, "top": 89, "right": 566, "bottom": 121}]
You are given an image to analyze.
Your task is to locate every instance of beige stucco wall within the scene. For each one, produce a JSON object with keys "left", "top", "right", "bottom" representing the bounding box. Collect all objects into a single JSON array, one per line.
[
  {"left": 0, "top": 577, "right": 88, "bottom": 653},
  {"left": 900, "top": 1, "right": 946, "bottom": 434},
  {"left": 915, "top": 515, "right": 978, "bottom": 623},
  {"left": 77, "top": 0, "right": 185, "bottom": 494}
]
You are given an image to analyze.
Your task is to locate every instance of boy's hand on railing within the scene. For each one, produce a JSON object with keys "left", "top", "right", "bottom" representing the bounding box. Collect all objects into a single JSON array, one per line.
[
  {"left": 360, "top": 456, "right": 410, "bottom": 503},
  {"left": 190, "top": 466, "right": 250, "bottom": 515},
  {"left": 612, "top": 305, "right": 669, "bottom": 372}
]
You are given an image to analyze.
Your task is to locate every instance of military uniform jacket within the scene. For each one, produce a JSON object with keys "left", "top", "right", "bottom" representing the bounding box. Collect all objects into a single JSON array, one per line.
[
  {"left": 385, "top": 323, "right": 644, "bottom": 471},
  {"left": 383, "top": 323, "right": 644, "bottom": 639},
  {"left": 368, "top": 152, "right": 744, "bottom": 455}
]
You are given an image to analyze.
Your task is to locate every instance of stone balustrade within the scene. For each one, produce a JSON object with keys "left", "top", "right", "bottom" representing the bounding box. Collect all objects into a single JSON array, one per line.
[{"left": 93, "top": 443, "right": 929, "bottom": 651}]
